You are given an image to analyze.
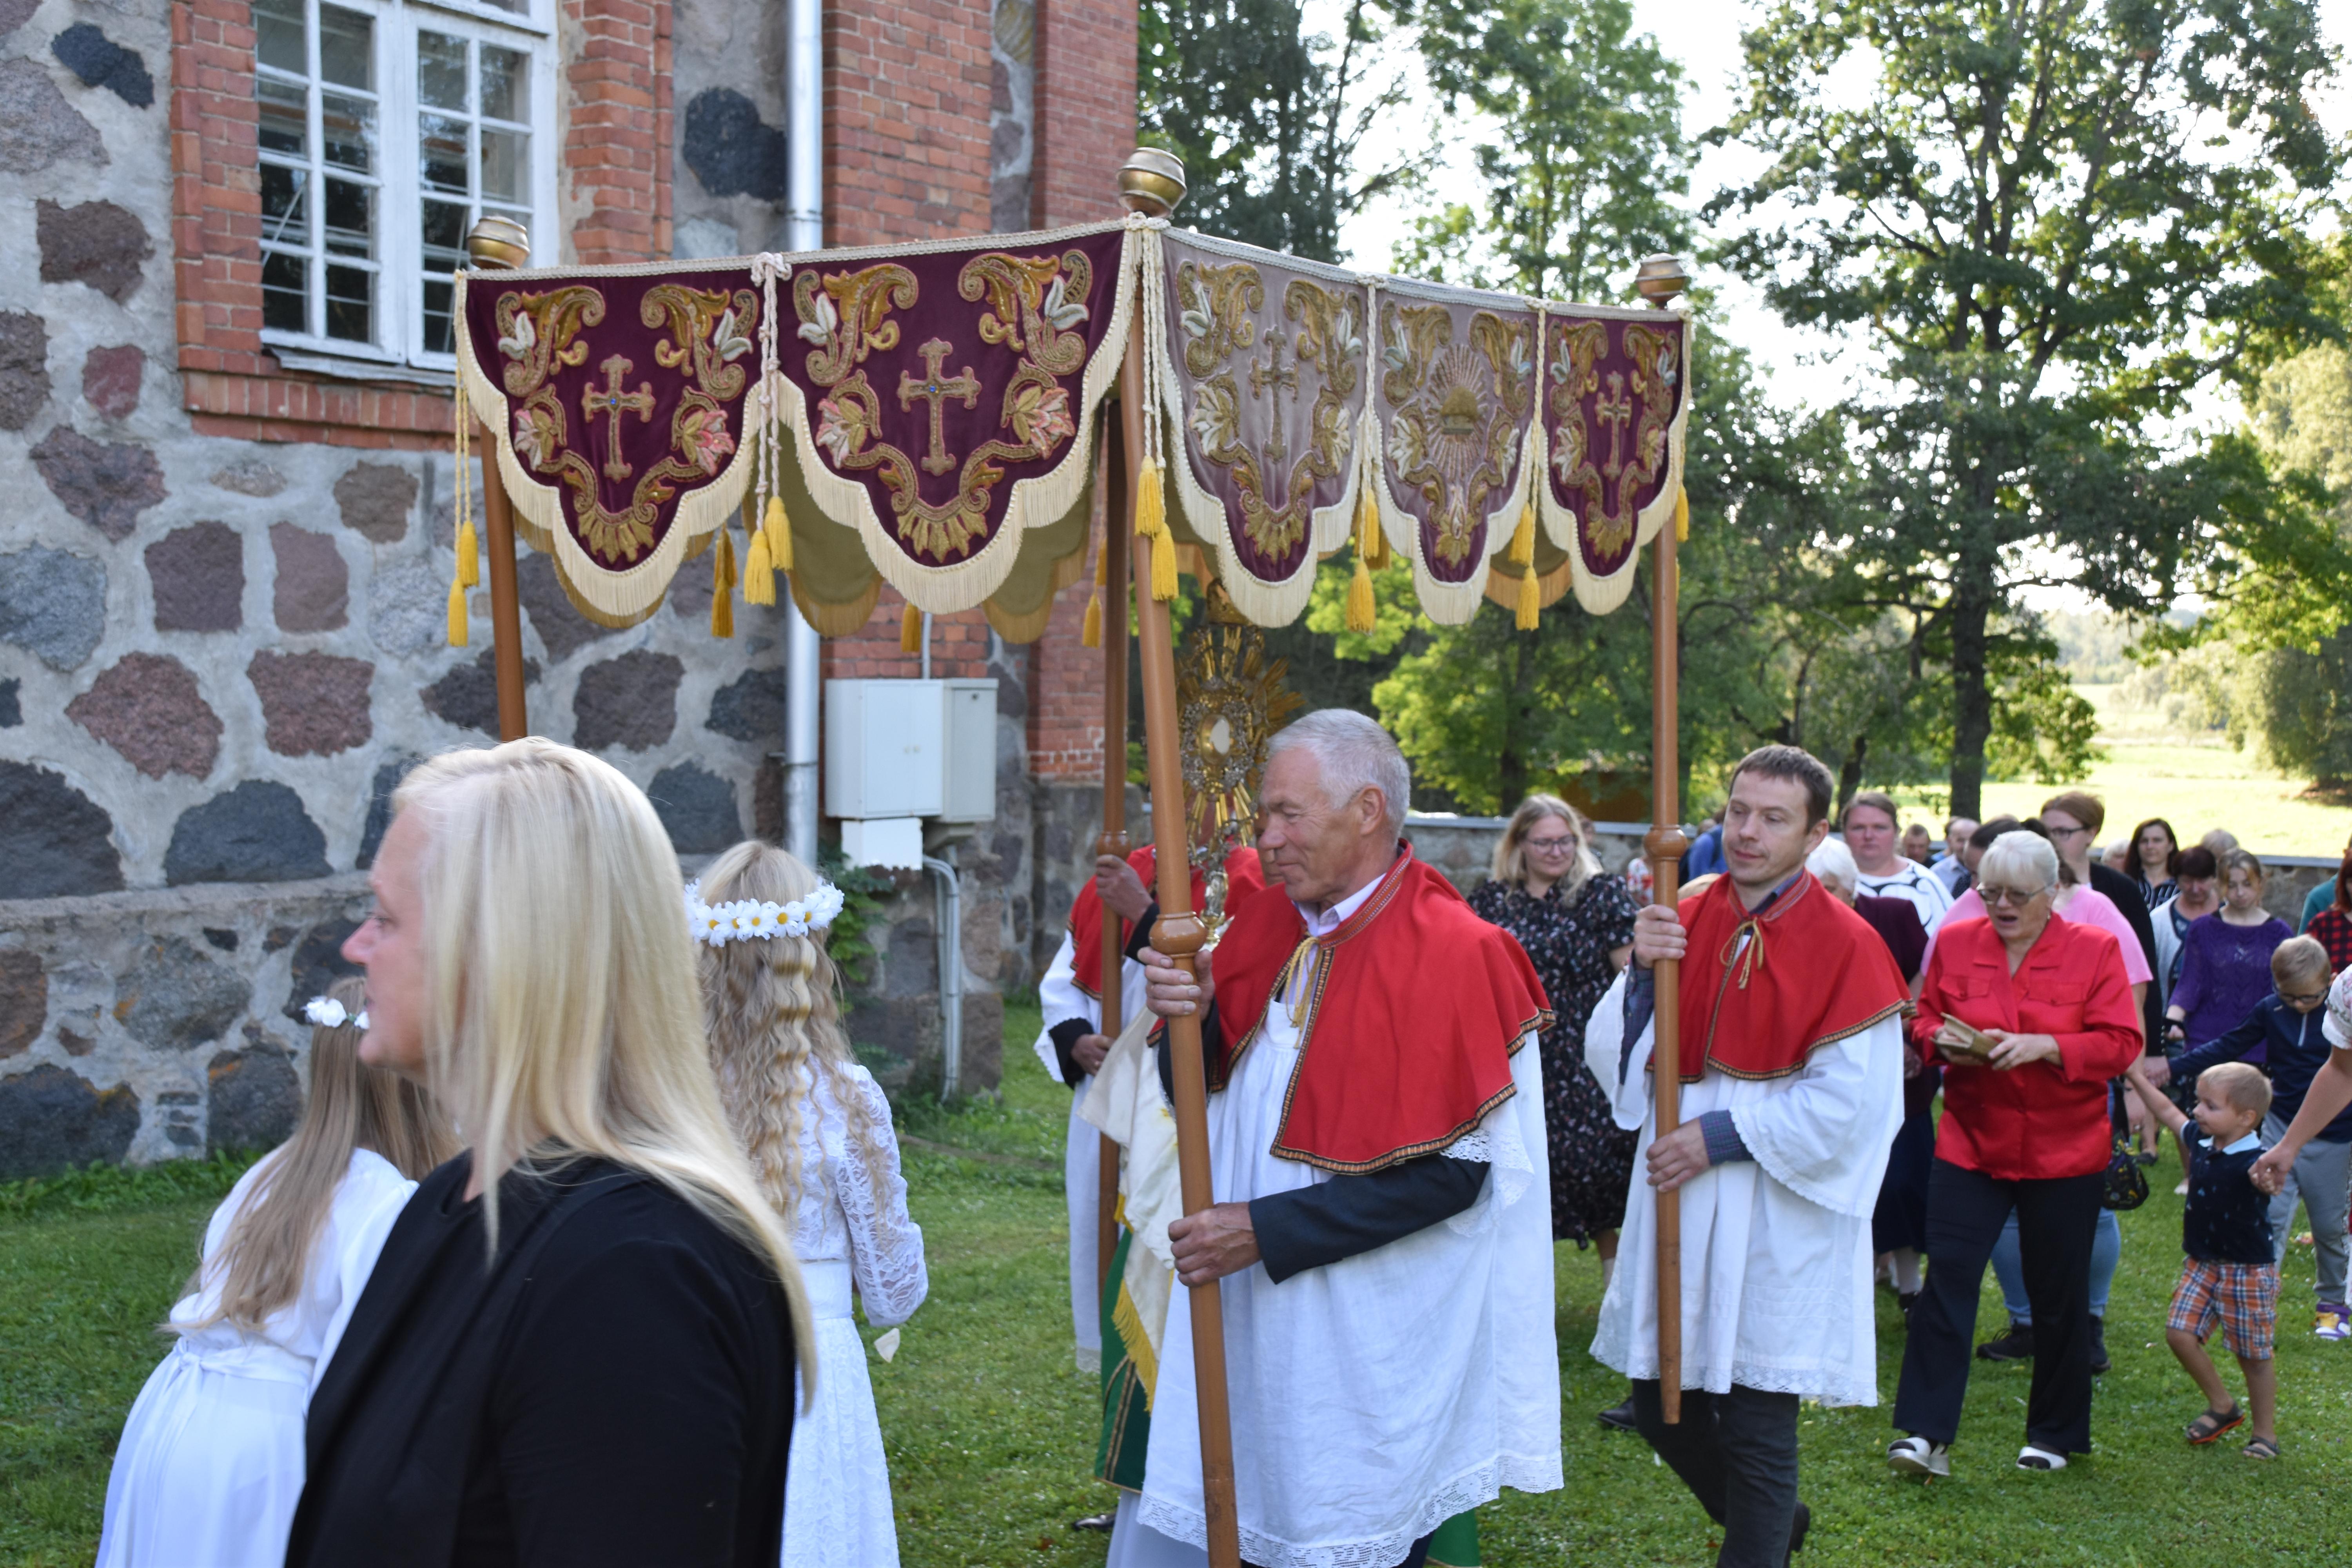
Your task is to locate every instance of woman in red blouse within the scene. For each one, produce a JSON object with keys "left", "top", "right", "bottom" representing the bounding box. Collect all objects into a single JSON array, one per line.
[{"left": 1886, "top": 831, "right": 2143, "bottom": 1481}]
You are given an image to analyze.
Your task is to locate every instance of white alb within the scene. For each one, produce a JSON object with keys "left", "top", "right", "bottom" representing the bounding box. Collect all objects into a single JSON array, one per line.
[
  {"left": 1035, "top": 929, "right": 1148, "bottom": 1370},
  {"left": 779, "top": 1063, "right": 928, "bottom": 1568},
  {"left": 96, "top": 1147, "right": 416, "bottom": 1568}
]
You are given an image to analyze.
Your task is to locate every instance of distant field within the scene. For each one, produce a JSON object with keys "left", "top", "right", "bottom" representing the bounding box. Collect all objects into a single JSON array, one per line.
[{"left": 1892, "top": 684, "right": 2352, "bottom": 859}]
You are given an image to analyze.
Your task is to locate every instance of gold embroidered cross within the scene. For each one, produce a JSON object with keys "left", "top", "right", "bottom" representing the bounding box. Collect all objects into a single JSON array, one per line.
[
  {"left": 581, "top": 355, "right": 655, "bottom": 481},
  {"left": 1249, "top": 334, "right": 1298, "bottom": 465},
  {"left": 1595, "top": 371, "right": 1634, "bottom": 479},
  {"left": 898, "top": 338, "right": 981, "bottom": 477}
]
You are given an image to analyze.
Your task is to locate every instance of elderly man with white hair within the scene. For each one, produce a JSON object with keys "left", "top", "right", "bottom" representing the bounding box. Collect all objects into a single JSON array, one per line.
[{"left": 1135, "top": 710, "right": 1562, "bottom": 1568}]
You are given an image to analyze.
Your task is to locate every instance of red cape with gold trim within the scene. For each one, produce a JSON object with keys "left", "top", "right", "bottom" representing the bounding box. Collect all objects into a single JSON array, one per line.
[
  {"left": 1675, "top": 869, "right": 1909, "bottom": 1083},
  {"left": 1066, "top": 844, "right": 1266, "bottom": 1001},
  {"left": 1205, "top": 846, "right": 1552, "bottom": 1174}
]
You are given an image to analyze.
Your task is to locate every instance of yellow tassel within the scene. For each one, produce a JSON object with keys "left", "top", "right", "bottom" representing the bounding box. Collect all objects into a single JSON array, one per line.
[
  {"left": 455, "top": 517, "right": 480, "bottom": 588},
  {"left": 1133, "top": 459, "right": 1178, "bottom": 601},
  {"left": 900, "top": 600, "right": 924, "bottom": 655},
  {"left": 1515, "top": 563, "right": 1540, "bottom": 631},
  {"left": 1149, "top": 529, "right": 1176, "bottom": 602},
  {"left": 744, "top": 527, "right": 775, "bottom": 606},
  {"left": 711, "top": 529, "right": 735, "bottom": 639},
  {"left": 1509, "top": 499, "right": 1535, "bottom": 567},
  {"left": 446, "top": 577, "right": 468, "bottom": 647},
  {"left": 764, "top": 496, "right": 793, "bottom": 572},
  {"left": 1345, "top": 550, "right": 1375, "bottom": 634},
  {"left": 1354, "top": 483, "right": 1385, "bottom": 568},
  {"left": 1081, "top": 588, "right": 1103, "bottom": 648},
  {"left": 1675, "top": 484, "right": 1690, "bottom": 542}
]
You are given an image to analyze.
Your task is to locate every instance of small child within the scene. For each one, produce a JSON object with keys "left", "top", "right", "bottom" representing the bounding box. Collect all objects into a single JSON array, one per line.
[
  {"left": 2123, "top": 1056, "right": 2280, "bottom": 1459},
  {"left": 97, "top": 978, "right": 454, "bottom": 1568}
]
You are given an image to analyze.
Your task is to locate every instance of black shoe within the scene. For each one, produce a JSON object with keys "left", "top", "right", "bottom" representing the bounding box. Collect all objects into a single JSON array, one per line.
[
  {"left": 2089, "top": 1315, "right": 2111, "bottom": 1375},
  {"left": 2133, "top": 1151, "right": 2160, "bottom": 1166},
  {"left": 1977, "top": 1320, "right": 2034, "bottom": 1362},
  {"left": 1789, "top": 1501, "right": 1811, "bottom": 1556},
  {"left": 1597, "top": 1396, "right": 1637, "bottom": 1432},
  {"left": 1071, "top": 1512, "right": 1116, "bottom": 1532}
]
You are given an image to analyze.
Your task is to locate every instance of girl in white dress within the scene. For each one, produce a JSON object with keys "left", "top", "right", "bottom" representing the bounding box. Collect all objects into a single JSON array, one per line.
[
  {"left": 693, "top": 842, "right": 929, "bottom": 1568},
  {"left": 98, "top": 977, "right": 455, "bottom": 1568}
]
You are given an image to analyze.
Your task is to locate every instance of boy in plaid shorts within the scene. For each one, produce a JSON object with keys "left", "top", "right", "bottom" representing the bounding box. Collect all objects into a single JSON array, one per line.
[{"left": 2123, "top": 1058, "right": 2279, "bottom": 1458}]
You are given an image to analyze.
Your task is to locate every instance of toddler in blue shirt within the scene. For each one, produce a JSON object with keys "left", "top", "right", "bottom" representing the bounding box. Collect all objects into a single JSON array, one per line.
[{"left": 2123, "top": 1058, "right": 2279, "bottom": 1459}]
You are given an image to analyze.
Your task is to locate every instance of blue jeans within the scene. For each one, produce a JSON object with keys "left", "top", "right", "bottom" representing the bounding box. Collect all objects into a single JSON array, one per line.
[{"left": 1994, "top": 1205, "right": 2121, "bottom": 1321}]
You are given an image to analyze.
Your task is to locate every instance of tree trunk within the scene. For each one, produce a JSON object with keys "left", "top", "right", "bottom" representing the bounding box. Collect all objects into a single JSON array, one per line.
[
  {"left": 1835, "top": 735, "right": 1869, "bottom": 818},
  {"left": 1947, "top": 526, "right": 1998, "bottom": 821},
  {"left": 1496, "top": 633, "right": 1532, "bottom": 811}
]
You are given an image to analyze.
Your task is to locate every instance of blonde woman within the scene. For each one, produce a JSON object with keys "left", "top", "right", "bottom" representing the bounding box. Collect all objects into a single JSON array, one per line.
[
  {"left": 692, "top": 840, "right": 926, "bottom": 1568},
  {"left": 289, "top": 740, "right": 813, "bottom": 1568},
  {"left": 98, "top": 977, "right": 453, "bottom": 1568}
]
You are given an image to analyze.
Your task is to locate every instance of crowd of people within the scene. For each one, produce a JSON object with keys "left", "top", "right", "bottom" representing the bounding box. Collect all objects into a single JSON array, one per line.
[{"left": 80, "top": 724, "right": 2352, "bottom": 1568}]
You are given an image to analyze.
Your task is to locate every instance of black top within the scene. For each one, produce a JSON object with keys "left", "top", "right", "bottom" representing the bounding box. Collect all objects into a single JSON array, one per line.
[
  {"left": 289, "top": 1153, "right": 797, "bottom": 1568},
  {"left": 1052, "top": 904, "right": 1164, "bottom": 1085},
  {"left": 2183, "top": 1135, "right": 2274, "bottom": 1266},
  {"left": 2087, "top": 861, "right": 2163, "bottom": 1054}
]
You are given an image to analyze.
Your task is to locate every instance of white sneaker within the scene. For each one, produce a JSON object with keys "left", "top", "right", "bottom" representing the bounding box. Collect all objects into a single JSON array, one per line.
[
  {"left": 2017, "top": 1445, "right": 2068, "bottom": 1471},
  {"left": 1887, "top": 1436, "right": 1950, "bottom": 1478}
]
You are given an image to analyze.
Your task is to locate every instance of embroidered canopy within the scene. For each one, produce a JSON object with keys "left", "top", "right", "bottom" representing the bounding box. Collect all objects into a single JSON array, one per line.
[{"left": 453, "top": 216, "right": 1689, "bottom": 636}]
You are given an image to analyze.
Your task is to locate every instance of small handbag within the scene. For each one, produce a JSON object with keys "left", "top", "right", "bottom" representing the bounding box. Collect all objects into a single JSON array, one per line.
[{"left": 2101, "top": 1081, "right": 2149, "bottom": 1212}]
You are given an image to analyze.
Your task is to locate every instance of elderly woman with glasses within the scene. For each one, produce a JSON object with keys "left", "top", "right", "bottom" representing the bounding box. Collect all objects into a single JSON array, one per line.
[{"left": 1885, "top": 831, "right": 2143, "bottom": 1482}]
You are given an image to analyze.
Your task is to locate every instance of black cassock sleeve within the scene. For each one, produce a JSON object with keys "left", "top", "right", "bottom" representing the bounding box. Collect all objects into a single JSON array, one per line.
[
  {"left": 1249, "top": 1158, "right": 1490, "bottom": 1283},
  {"left": 1047, "top": 1018, "right": 1091, "bottom": 1089}
]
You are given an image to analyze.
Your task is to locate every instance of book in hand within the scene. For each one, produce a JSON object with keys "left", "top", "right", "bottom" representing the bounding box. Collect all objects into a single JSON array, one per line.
[{"left": 1935, "top": 1018, "right": 2001, "bottom": 1064}]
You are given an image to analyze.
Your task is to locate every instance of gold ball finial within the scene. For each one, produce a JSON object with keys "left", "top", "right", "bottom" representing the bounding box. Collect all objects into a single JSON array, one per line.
[
  {"left": 1634, "top": 254, "right": 1690, "bottom": 309},
  {"left": 1118, "top": 148, "right": 1187, "bottom": 217},
  {"left": 464, "top": 214, "right": 532, "bottom": 271}
]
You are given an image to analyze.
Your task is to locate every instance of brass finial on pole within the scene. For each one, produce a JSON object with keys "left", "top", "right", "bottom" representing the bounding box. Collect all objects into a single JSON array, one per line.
[{"left": 461, "top": 217, "right": 532, "bottom": 739}]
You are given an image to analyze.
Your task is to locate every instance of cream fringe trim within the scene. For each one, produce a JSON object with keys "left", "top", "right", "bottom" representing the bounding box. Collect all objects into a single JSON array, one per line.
[
  {"left": 1535, "top": 310, "right": 1695, "bottom": 615},
  {"left": 1358, "top": 394, "right": 1537, "bottom": 628}
]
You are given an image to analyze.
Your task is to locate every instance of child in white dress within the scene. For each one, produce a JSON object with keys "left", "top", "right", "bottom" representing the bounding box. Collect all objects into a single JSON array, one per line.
[
  {"left": 692, "top": 842, "right": 929, "bottom": 1568},
  {"left": 97, "top": 978, "right": 455, "bottom": 1568}
]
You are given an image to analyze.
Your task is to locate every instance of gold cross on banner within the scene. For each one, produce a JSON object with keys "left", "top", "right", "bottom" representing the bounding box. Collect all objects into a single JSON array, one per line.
[
  {"left": 581, "top": 355, "right": 656, "bottom": 481},
  {"left": 898, "top": 338, "right": 981, "bottom": 477},
  {"left": 1249, "top": 333, "right": 1298, "bottom": 465},
  {"left": 1595, "top": 370, "right": 1634, "bottom": 480}
]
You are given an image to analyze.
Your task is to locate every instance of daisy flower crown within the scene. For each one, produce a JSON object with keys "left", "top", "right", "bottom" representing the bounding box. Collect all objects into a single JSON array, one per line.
[
  {"left": 303, "top": 996, "right": 370, "bottom": 1031},
  {"left": 684, "top": 878, "right": 847, "bottom": 948}
]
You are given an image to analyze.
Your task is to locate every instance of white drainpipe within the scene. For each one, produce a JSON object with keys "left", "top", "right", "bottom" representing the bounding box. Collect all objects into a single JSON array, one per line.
[
  {"left": 780, "top": 0, "right": 823, "bottom": 864},
  {"left": 922, "top": 851, "right": 962, "bottom": 1099}
]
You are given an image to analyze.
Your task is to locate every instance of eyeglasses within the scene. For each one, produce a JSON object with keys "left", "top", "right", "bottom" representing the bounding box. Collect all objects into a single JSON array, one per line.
[
  {"left": 1525, "top": 836, "right": 1578, "bottom": 855},
  {"left": 2278, "top": 985, "right": 2330, "bottom": 1005},
  {"left": 2045, "top": 824, "right": 2091, "bottom": 840},
  {"left": 1978, "top": 884, "right": 2049, "bottom": 907}
]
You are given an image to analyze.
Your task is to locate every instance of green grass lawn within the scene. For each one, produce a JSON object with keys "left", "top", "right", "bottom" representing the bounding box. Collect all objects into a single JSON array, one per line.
[{"left": 6, "top": 1008, "right": 2348, "bottom": 1566}]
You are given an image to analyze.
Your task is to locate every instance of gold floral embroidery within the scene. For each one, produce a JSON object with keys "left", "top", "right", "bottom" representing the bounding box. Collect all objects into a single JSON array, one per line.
[
  {"left": 1549, "top": 319, "right": 1679, "bottom": 559},
  {"left": 795, "top": 250, "right": 1092, "bottom": 561},
  {"left": 494, "top": 283, "right": 756, "bottom": 565},
  {"left": 1379, "top": 303, "right": 1533, "bottom": 567},
  {"left": 1176, "top": 261, "right": 1363, "bottom": 563}
]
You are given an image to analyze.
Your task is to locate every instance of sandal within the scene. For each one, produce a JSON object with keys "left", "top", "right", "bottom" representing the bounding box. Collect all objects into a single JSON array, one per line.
[
  {"left": 2187, "top": 1405, "right": 2245, "bottom": 1445},
  {"left": 2243, "top": 1436, "right": 2280, "bottom": 1460}
]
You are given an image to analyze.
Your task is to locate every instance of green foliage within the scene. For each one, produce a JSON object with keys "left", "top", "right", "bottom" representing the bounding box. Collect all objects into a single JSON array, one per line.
[
  {"left": 2239, "top": 628, "right": 2352, "bottom": 787},
  {"left": 1401, "top": 0, "right": 1690, "bottom": 298},
  {"left": 0, "top": 1149, "right": 263, "bottom": 1221},
  {"left": 1138, "top": 0, "right": 1412, "bottom": 261},
  {"left": 816, "top": 848, "right": 897, "bottom": 989},
  {"left": 1710, "top": 0, "right": 2348, "bottom": 816}
]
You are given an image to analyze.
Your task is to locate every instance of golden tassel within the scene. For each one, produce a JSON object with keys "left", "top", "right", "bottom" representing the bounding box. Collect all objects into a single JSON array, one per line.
[
  {"left": 1354, "top": 483, "right": 1385, "bottom": 569},
  {"left": 455, "top": 517, "right": 480, "bottom": 588},
  {"left": 1508, "top": 498, "right": 1535, "bottom": 567},
  {"left": 1133, "top": 459, "right": 1177, "bottom": 601},
  {"left": 446, "top": 578, "right": 468, "bottom": 647},
  {"left": 1345, "top": 550, "right": 1375, "bottom": 633},
  {"left": 744, "top": 526, "right": 775, "bottom": 606},
  {"left": 1081, "top": 588, "right": 1103, "bottom": 648},
  {"left": 900, "top": 600, "right": 924, "bottom": 655},
  {"left": 1515, "top": 563, "right": 1540, "bottom": 631},
  {"left": 1675, "top": 484, "right": 1690, "bottom": 542},
  {"left": 764, "top": 496, "right": 793, "bottom": 572},
  {"left": 710, "top": 528, "right": 735, "bottom": 639}
]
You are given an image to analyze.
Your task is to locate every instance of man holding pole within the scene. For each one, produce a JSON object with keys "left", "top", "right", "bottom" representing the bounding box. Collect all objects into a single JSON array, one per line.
[
  {"left": 1135, "top": 710, "right": 1561, "bottom": 1568},
  {"left": 1584, "top": 745, "right": 1909, "bottom": 1568}
]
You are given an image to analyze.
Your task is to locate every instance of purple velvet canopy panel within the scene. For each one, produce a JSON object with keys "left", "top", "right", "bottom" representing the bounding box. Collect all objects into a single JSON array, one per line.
[{"left": 1537, "top": 307, "right": 1691, "bottom": 613}]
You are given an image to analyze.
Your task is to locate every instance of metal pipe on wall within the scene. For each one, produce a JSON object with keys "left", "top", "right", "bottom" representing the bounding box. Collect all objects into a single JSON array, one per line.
[
  {"left": 922, "top": 852, "right": 963, "bottom": 1100},
  {"left": 780, "top": 0, "right": 824, "bottom": 864}
]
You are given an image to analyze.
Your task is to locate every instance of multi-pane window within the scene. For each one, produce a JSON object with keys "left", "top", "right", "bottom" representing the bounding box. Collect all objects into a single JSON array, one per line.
[{"left": 252, "top": 0, "right": 552, "bottom": 367}]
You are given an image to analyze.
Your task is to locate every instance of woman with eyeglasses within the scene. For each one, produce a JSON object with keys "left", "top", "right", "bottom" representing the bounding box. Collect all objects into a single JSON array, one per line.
[{"left": 1468, "top": 796, "right": 1637, "bottom": 1420}]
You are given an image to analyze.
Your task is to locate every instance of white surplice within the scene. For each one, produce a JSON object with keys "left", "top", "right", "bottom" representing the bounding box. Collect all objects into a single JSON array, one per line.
[
  {"left": 1036, "top": 929, "right": 1145, "bottom": 1370},
  {"left": 98, "top": 1148, "right": 415, "bottom": 1568},
  {"left": 1138, "top": 883, "right": 1563, "bottom": 1568},
  {"left": 1583, "top": 968, "right": 1904, "bottom": 1405},
  {"left": 780, "top": 1063, "right": 928, "bottom": 1568}
]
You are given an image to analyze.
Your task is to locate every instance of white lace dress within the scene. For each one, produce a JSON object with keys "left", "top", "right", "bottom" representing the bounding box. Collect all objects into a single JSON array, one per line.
[{"left": 781, "top": 1065, "right": 928, "bottom": 1568}]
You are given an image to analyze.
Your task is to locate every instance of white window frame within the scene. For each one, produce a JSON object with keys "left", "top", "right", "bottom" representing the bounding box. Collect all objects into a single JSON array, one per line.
[{"left": 256, "top": 0, "right": 559, "bottom": 377}]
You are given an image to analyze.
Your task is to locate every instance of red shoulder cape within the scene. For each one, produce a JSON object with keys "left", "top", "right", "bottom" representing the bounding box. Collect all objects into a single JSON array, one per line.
[
  {"left": 1205, "top": 846, "right": 1552, "bottom": 1173},
  {"left": 1066, "top": 844, "right": 1265, "bottom": 1000},
  {"left": 1677, "top": 870, "right": 1909, "bottom": 1083}
]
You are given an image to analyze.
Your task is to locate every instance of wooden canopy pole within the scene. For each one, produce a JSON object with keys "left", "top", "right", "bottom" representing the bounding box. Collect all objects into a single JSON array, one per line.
[
  {"left": 1119, "top": 318, "right": 1242, "bottom": 1568},
  {"left": 1096, "top": 432, "right": 1129, "bottom": 1299},
  {"left": 475, "top": 425, "right": 530, "bottom": 742}
]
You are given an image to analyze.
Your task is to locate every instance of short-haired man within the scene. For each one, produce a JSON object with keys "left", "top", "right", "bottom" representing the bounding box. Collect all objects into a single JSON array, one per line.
[
  {"left": 1138, "top": 711, "right": 1562, "bottom": 1567},
  {"left": 1932, "top": 816, "right": 1979, "bottom": 897},
  {"left": 1842, "top": 789, "right": 1954, "bottom": 935},
  {"left": 1586, "top": 745, "right": 1909, "bottom": 1567}
]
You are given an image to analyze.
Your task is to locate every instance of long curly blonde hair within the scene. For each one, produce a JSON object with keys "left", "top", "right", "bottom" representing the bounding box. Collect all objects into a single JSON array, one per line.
[{"left": 696, "top": 840, "right": 891, "bottom": 1215}]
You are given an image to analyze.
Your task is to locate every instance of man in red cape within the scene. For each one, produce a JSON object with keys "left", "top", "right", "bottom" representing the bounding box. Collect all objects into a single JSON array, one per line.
[
  {"left": 1032, "top": 842, "right": 1265, "bottom": 1374},
  {"left": 1583, "top": 745, "right": 1909, "bottom": 1568},
  {"left": 1135, "top": 711, "right": 1562, "bottom": 1568}
]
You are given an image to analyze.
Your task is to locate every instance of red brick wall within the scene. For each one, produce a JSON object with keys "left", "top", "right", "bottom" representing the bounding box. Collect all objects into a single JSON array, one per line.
[
  {"left": 563, "top": 0, "right": 674, "bottom": 263},
  {"left": 1024, "top": 534, "right": 1108, "bottom": 777},
  {"left": 821, "top": 589, "right": 995, "bottom": 683},
  {"left": 1031, "top": 0, "right": 1135, "bottom": 227},
  {"left": 822, "top": 0, "right": 993, "bottom": 246}
]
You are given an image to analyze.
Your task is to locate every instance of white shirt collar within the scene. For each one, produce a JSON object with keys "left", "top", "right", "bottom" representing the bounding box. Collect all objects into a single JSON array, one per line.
[
  {"left": 2215, "top": 1131, "right": 2263, "bottom": 1156},
  {"left": 1293, "top": 855, "right": 1394, "bottom": 938}
]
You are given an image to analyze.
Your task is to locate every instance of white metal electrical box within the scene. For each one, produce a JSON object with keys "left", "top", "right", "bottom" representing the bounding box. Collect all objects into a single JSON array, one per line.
[
  {"left": 938, "top": 678, "right": 998, "bottom": 822},
  {"left": 824, "top": 678, "right": 998, "bottom": 825}
]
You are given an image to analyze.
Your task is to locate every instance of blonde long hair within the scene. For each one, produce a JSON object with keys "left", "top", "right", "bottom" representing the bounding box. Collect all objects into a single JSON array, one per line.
[
  {"left": 696, "top": 840, "right": 892, "bottom": 1215},
  {"left": 185, "top": 976, "right": 456, "bottom": 1334},
  {"left": 1492, "top": 794, "right": 1600, "bottom": 903},
  {"left": 391, "top": 740, "right": 813, "bottom": 1389}
]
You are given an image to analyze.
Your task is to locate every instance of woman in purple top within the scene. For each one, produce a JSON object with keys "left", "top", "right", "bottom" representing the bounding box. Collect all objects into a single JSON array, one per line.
[{"left": 2165, "top": 851, "right": 2293, "bottom": 1060}]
